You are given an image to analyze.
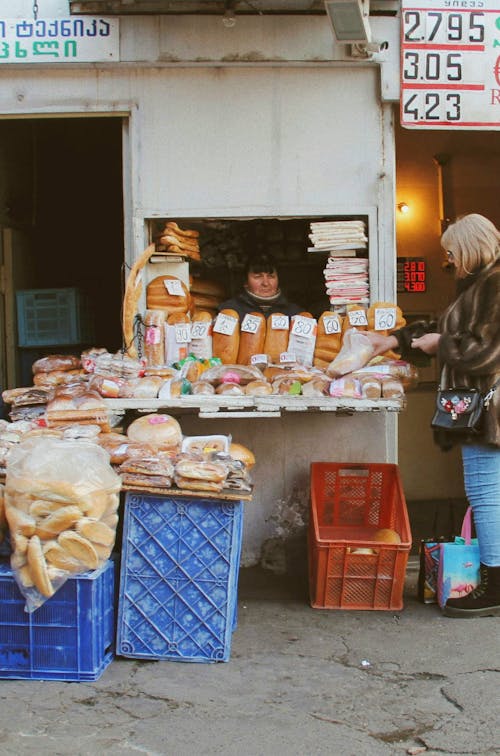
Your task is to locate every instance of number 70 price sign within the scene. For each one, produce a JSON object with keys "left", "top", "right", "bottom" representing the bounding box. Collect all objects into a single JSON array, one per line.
[{"left": 400, "top": 0, "right": 500, "bottom": 129}]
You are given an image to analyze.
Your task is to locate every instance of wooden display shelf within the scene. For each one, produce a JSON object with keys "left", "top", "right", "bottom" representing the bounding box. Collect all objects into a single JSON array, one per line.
[
  {"left": 121, "top": 484, "right": 252, "bottom": 502},
  {"left": 105, "top": 395, "right": 404, "bottom": 419}
]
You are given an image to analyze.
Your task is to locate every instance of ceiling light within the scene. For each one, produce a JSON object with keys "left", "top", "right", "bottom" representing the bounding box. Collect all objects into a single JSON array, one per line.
[{"left": 398, "top": 202, "right": 410, "bottom": 214}]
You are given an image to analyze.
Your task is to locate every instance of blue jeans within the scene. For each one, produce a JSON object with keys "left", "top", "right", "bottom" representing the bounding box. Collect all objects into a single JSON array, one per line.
[{"left": 461, "top": 444, "right": 500, "bottom": 566}]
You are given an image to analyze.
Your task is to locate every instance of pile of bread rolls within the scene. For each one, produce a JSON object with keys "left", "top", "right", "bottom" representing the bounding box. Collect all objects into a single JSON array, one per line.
[
  {"left": 156, "top": 221, "right": 201, "bottom": 261},
  {"left": 5, "top": 436, "right": 121, "bottom": 609}
]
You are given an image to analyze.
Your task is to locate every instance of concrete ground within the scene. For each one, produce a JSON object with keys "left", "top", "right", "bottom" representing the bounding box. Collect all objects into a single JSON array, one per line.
[{"left": 0, "top": 563, "right": 498, "bottom": 756}]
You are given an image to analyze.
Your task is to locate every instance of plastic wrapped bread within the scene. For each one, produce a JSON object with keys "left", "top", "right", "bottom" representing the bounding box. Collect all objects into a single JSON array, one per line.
[
  {"left": 5, "top": 436, "right": 121, "bottom": 612},
  {"left": 143, "top": 309, "right": 166, "bottom": 366}
]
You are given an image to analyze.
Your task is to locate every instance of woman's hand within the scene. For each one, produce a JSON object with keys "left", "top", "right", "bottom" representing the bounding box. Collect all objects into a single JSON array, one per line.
[
  {"left": 364, "top": 332, "right": 399, "bottom": 357},
  {"left": 411, "top": 332, "right": 440, "bottom": 355}
]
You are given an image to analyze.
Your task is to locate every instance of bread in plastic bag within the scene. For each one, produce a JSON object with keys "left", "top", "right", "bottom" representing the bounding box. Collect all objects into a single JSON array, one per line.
[
  {"left": 5, "top": 436, "right": 121, "bottom": 612},
  {"left": 326, "top": 328, "right": 374, "bottom": 377}
]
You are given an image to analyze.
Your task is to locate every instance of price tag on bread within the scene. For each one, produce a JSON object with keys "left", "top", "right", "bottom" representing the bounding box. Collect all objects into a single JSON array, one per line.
[
  {"left": 373, "top": 307, "right": 397, "bottom": 331},
  {"left": 213, "top": 312, "right": 238, "bottom": 336},
  {"left": 347, "top": 309, "right": 368, "bottom": 327},
  {"left": 191, "top": 320, "right": 211, "bottom": 340},
  {"left": 241, "top": 314, "right": 262, "bottom": 334},
  {"left": 164, "top": 279, "right": 185, "bottom": 296},
  {"left": 175, "top": 322, "right": 191, "bottom": 344},
  {"left": 290, "top": 315, "right": 316, "bottom": 339},
  {"left": 322, "top": 314, "right": 342, "bottom": 335},
  {"left": 270, "top": 314, "right": 289, "bottom": 330}
]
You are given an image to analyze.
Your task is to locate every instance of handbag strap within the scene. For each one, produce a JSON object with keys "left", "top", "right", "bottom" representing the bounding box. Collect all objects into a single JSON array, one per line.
[
  {"left": 483, "top": 377, "right": 500, "bottom": 407},
  {"left": 439, "top": 364, "right": 500, "bottom": 406},
  {"left": 461, "top": 505, "right": 473, "bottom": 544}
]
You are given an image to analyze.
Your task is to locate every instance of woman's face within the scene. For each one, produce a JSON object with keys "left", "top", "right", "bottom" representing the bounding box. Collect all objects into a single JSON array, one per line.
[{"left": 246, "top": 269, "right": 279, "bottom": 298}]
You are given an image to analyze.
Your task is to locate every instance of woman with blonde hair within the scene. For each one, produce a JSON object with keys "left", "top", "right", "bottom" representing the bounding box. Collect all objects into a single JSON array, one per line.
[{"left": 368, "top": 213, "right": 500, "bottom": 617}]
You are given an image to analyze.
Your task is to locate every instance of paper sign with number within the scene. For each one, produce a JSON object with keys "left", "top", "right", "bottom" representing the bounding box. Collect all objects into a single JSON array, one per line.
[
  {"left": 251, "top": 353, "right": 268, "bottom": 366},
  {"left": 191, "top": 321, "right": 210, "bottom": 340},
  {"left": 323, "top": 314, "right": 342, "bottom": 335},
  {"left": 270, "top": 314, "right": 289, "bottom": 330},
  {"left": 213, "top": 313, "right": 238, "bottom": 336},
  {"left": 280, "top": 351, "right": 296, "bottom": 363},
  {"left": 290, "top": 316, "right": 316, "bottom": 338},
  {"left": 164, "top": 279, "right": 184, "bottom": 296},
  {"left": 374, "top": 307, "right": 397, "bottom": 331},
  {"left": 241, "top": 314, "right": 262, "bottom": 333},
  {"left": 174, "top": 323, "right": 191, "bottom": 344},
  {"left": 348, "top": 309, "right": 368, "bottom": 327}
]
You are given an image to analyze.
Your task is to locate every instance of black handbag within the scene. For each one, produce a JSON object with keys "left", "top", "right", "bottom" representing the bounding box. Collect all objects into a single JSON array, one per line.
[{"left": 431, "top": 367, "right": 499, "bottom": 450}]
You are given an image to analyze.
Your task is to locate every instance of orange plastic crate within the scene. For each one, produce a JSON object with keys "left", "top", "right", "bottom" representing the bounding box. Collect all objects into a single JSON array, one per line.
[{"left": 308, "top": 462, "right": 412, "bottom": 610}]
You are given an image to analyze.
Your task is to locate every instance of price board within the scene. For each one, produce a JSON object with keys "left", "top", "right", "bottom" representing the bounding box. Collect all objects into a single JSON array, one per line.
[
  {"left": 397, "top": 257, "right": 427, "bottom": 292},
  {"left": 401, "top": 0, "right": 500, "bottom": 129}
]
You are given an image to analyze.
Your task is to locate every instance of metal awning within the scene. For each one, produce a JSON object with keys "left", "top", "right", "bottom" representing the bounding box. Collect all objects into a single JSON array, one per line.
[
  {"left": 69, "top": 1, "right": 398, "bottom": 17},
  {"left": 69, "top": 1, "right": 326, "bottom": 15}
]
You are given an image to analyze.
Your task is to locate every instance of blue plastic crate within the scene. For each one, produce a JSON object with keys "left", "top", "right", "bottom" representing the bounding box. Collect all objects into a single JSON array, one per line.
[
  {"left": 117, "top": 493, "right": 244, "bottom": 663},
  {"left": 0, "top": 559, "right": 115, "bottom": 681},
  {"left": 16, "top": 287, "right": 94, "bottom": 347}
]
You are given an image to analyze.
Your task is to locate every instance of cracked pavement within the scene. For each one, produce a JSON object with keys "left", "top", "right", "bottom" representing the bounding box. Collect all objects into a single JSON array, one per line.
[{"left": 0, "top": 568, "right": 498, "bottom": 755}]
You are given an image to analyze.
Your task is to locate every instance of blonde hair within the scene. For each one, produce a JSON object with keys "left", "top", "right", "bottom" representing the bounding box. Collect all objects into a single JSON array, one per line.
[{"left": 441, "top": 213, "right": 500, "bottom": 278}]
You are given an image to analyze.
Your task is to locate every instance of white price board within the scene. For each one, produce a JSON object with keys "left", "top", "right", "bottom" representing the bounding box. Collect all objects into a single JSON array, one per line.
[{"left": 401, "top": 0, "right": 500, "bottom": 129}]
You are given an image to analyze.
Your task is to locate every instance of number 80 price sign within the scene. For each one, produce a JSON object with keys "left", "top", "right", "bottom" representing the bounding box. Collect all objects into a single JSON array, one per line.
[{"left": 401, "top": 0, "right": 500, "bottom": 129}]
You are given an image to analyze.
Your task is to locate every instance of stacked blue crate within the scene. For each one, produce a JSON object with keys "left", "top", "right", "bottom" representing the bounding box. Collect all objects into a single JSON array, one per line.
[
  {"left": 0, "top": 559, "right": 115, "bottom": 681},
  {"left": 117, "top": 492, "right": 244, "bottom": 663}
]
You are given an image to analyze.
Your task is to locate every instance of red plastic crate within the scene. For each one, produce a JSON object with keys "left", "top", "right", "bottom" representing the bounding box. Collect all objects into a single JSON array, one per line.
[{"left": 309, "top": 463, "right": 412, "bottom": 610}]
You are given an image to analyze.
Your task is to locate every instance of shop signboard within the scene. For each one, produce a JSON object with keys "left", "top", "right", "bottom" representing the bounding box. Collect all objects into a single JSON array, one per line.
[
  {"left": 401, "top": 0, "right": 500, "bottom": 129},
  {"left": 0, "top": 17, "right": 119, "bottom": 63}
]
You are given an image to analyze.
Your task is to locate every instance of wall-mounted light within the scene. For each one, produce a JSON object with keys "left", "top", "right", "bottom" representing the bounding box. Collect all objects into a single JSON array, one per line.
[
  {"left": 222, "top": 1, "right": 237, "bottom": 28},
  {"left": 324, "top": 0, "right": 371, "bottom": 44},
  {"left": 398, "top": 202, "right": 410, "bottom": 215}
]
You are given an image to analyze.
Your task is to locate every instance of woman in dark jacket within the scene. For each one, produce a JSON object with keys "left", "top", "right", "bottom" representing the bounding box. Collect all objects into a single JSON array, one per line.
[
  {"left": 368, "top": 213, "right": 500, "bottom": 618},
  {"left": 218, "top": 253, "right": 303, "bottom": 319}
]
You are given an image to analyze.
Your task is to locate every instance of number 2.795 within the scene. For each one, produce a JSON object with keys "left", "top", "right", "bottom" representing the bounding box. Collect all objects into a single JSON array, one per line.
[{"left": 404, "top": 10, "right": 484, "bottom": 43}]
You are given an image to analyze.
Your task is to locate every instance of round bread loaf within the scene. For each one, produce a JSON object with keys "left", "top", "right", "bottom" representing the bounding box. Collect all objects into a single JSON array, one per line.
[
  {"left": 146, "top": 275, "right": 190, "bottom": 315},
  {"left": 229, "top": 442, "right": 256, "bottom": 469},
  {"left": 126, "top": 413, "right": 182, "bottom": 449}
]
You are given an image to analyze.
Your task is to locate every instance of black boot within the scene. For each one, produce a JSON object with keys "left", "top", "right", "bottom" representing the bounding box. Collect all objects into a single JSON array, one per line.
[{"left": 444, "top": 564, "right": 500, "bottom": 618}]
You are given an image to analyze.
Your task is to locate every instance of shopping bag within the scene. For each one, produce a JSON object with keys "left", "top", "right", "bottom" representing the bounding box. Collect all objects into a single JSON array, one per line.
[
  {"left": 437, "top": 506, "right": 480, "bottom": 609},
  {"left": 417, "top": 537, "right": 453, "bottom": 604}
]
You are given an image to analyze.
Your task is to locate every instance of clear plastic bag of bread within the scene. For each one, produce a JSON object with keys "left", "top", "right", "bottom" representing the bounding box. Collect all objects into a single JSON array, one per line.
[
  {"left": 326, "top": 328, "right": 375, "bottom": 378},
  {"left": 4, "top": 436, "right": 121, "bottom": 612},
  {"left": 0, "top": 483, "right": 6, "bottom": 548}
]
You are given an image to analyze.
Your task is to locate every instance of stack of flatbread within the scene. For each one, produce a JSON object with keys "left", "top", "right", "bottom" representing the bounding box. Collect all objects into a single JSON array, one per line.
[
  {"left": 308, "top": 220, "right": 367, "bottom": 255},
  {"left": 324, "top": 258, "right": 370, "bottom": 305}
]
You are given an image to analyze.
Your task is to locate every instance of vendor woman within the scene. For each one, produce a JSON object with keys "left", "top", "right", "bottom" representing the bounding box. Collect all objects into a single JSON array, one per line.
[{"left": 218, "top": 253, "right": 303, "bottom": 319}]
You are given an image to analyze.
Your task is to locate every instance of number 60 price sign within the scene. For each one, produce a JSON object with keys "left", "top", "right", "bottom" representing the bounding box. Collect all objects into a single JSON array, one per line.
[{"left": 401, "top": 0, "right": 500, "bottom": 130}]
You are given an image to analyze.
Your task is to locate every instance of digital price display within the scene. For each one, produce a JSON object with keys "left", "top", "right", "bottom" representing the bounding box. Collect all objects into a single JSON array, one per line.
[
  {"left": 401, "top": 0, "right": 500, "bottom": 129},
  {"left": 397, "top": 258, "right": 427, "bottom": 293}
]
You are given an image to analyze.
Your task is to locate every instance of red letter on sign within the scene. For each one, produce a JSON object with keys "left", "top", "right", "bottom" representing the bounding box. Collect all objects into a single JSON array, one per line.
[{"left": 491, "top": 89, "right": 500, "bottom": 104}]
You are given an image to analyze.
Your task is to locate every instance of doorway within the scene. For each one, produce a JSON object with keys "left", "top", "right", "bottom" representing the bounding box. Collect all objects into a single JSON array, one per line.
[{"left": 0, "top": 116, "right": 124, "bottom": 395}]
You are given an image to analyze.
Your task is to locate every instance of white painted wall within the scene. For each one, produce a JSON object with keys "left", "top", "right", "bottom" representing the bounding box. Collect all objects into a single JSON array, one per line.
[{"left": 0, "top": 5, "right": 400, "bottom": 566}]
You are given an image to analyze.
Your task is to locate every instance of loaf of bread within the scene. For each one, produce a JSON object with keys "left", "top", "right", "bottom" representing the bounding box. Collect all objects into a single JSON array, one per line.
[
  {"left": 313, "top": 311, "right": 343, "bottom": 367},
  {"left": 342, "top": 305, "right": 368, "bottom": 335},
  {"left": 237, "top": 312, "right": 266, "bottom": 365},
  {"left": 146, "top": 275, "right": 190, "bottom": 315},
  {"left": 367, "top": 301, "right": 406, "bottom": 359},
  {"left": 143, "top": 309, "right": 166, "bottom": 366},
  {"left": 127, "top": 413, "right": 182, "bottom": 450},
  {"left": 190, "top": 310, "right": 213, "bottom": 361},
  {"left": 212, "top": 309, "right": 240, "bottom": 364},
  {"left": 263, "top": 313, "right": 290, "bottom": 363}
]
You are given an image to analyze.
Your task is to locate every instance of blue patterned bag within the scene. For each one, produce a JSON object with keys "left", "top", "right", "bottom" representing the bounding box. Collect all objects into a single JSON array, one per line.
[{"left": 437, "top": 507, "right": 480, "bottom": 609}]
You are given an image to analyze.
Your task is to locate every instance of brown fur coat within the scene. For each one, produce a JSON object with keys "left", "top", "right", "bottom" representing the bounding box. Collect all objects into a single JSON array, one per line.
[{"left": 438, "top": 258, "right": 500, "bottom": 447}]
